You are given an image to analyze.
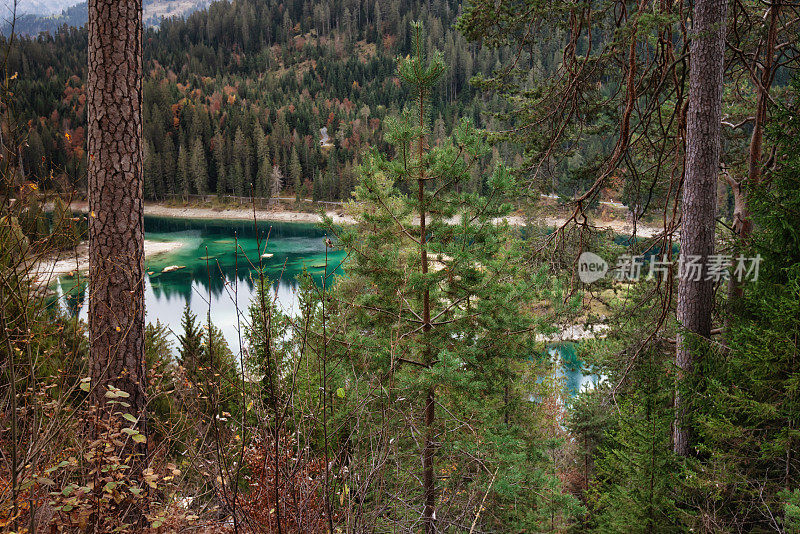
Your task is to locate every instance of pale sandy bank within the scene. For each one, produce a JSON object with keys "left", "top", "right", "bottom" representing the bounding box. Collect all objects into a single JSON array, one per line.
[
  {"left": 502, "top": 215, "right": 663, "bottom": 239},
  {"left": 143, "top": 203, "right": 357, "bottom": 225},
  {"left": 143, "top": 204, "right": 662, "bottom": 237},
  {"left": 31, "top": 240, "right": 184, "bottom": 285},
  {"left": 61, "top": 202, "right": 356, "bottom": 225},
  {"left": 62, "top": 201, "right": 662, "bottom": 238}
]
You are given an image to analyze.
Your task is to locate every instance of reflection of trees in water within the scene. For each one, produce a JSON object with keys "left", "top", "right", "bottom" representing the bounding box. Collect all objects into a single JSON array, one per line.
[
  {"left": 57, "top": 276, "right": 87, "bottom": 316},
  {"left": 149, "top": 279, "right": 163, "bottom": 300},
  {"left": 52, "top": 263, "right": 314, "bottom": 330},
  {"left": 52, "top": 216, "right": 343, "bottom": 324},
  {"left": 153, "top": 272, "right": 193, "bottom": 301},
  {"left": 149, "top": 263, "right": 307, "bottom": 303},
  {"left": 144, "top": 216, "right": 329, "bottom": 242}
]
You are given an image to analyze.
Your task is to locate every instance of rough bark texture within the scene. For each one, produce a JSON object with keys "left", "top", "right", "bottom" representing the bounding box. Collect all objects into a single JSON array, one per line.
[
  {"left": 674, "top": 0, "right": 728, "bottom": 456},
  {"left": 87, "top": 0, "right": 146, "bottom": 435}
]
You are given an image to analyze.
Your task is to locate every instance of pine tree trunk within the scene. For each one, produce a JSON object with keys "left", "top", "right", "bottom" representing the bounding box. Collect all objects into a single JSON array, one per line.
[
  {"left": 418, "top": 92, "right": 436, "bottom": 534},
  {"left": 87, "top": 0, "right": 146, "bottom": 439},
  {"left": 674, "top": 0, "right": 728, "bottom": 456}
]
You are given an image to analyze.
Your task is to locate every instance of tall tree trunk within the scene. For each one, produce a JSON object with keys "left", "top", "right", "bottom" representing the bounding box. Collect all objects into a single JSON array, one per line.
[
  {"left": 87, "top": 0, "right": 146, "bottom": 442},
  {"left": 418, "top": 90, "right": 436, "bottom": 534},
  {"left": 674, "top": 0, "right": 728, "bottom": 456}
]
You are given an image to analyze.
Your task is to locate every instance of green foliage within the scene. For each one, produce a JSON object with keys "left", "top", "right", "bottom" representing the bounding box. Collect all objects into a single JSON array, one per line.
[
  {"left": 458, "top": 0, "right": 688, "bottom": 219},
  {"left": 689, "top": 90, "right": 800, "bottom": 531},
  {"left": 177, "top": 303, "right": 239, "bottom": 417},
  {"left": 177, "top": 303, "right": 203, "bottom": 381},
  {"left": 17, "top": 197, "right": 49, "bottom": 243},
  {"left": 245, "top": 276, "right": 289, "bottom": 405},
  {"left": 318, "top": 22, "right": 579, "bottom": 530},
  {"left": 7, "top": 0, "right": 515, "bottom": 202},
  {"left": 145, "top": 320, "right": 180, "bottom": 445},
  {"left": 782, "top": 489, "right": 800, "bottom": 532},
  {"left": 590, "top": 387, "right": 682, "bottom": 533},
  {"left": 0, "top": 214, "right": 28, "bottom": 266}
]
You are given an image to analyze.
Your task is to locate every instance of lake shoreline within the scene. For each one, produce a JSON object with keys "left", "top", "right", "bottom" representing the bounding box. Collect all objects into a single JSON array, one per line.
[
  {"left": 64, "top": 201, "right": 358, "bottom": 226},
  {"left": 33, "top": 201, "right": 662, "bottom": 286},
  {"left": 62, "top": 201, "right": 664, "bottom": 238},
  {"left": 32, "top": 240, "right": 185, "bottom": 284}
]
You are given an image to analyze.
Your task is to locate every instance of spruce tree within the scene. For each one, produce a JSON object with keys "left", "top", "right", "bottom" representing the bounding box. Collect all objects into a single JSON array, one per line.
[
  {"left": 694, "top": 92, "right": 800, "bottom": 531},
  {"left": 177, "top": 303, "right": 203, "bottom": 383},
  {"left": 256, "top": 157, "right": 270, "bottom": 198},
  {"left": 233, "top": 127, "right": 248, "bottom": 196},
  {"left": 270, "top": 164, "right": 283, "bottom": 199},
  {"left": 162, "top": 136, "right": 176, "bottom": 195},
  {"left": 143, "top": 140, "right": 156, "bottom": 200},
  {"left": 589, "top": 350, "right": 683, "bottom": 533},
  {"left": 190, "top": 137, "right": 208, "bottom": 195},
  {"left": 177, "top": 143, "right": 189, "bottom": 200},
  {"left": 213, "top": 130, "right": 227, "bottom": 198},
  {"left": 290, "top": 147, "right": 303, "bottom": 200}
]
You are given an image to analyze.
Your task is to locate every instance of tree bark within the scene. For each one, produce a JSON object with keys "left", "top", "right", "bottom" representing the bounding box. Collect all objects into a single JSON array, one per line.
[
  {"left": 87, "top": 0, "right": 146, "bottom": 442},
  {"left": 674, "top": 0, "right": 728, "bottom": 456},
  {"left": 418, "top": 91, "right": 436, "bottom": 534}
]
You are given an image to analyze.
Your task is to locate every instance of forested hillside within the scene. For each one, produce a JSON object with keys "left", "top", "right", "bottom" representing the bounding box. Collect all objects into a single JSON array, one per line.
[
  {"left": 5, "top": 0, "right": 525, "bottom": 202},
  {"left": 3, "top": 0, "right": 799, "bottom": 530},
  {"left": 2, "top": 0, "right": 210, "bottom": 36},
  {"left": 2, "top": 3, "right": 88, "bottom": 36}
]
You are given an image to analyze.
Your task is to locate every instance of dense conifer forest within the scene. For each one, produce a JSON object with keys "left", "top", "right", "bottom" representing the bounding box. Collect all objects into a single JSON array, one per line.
[
  {"left": 5, "top": 0, "right": 531, "bottom": 202},
  {"left": 1, "top": 0, "right": 799, "bottom": 531}
]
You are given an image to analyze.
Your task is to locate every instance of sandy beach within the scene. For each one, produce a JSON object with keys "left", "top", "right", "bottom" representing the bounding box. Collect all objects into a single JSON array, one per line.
[
  {"left": 143, "top": 203, "right": 358, "bottom": 225},
  {"left": 141, "top": 204, "right": 663, "bottom": 238},
  {"left": 31, "top": 239, "right": 185, "bottom": 285},
  {"left": 508, "top": 214, "right": 664, "bottom": 238},
  {"left": 59, "top": 201, "right": 663, "bottom": 238}
]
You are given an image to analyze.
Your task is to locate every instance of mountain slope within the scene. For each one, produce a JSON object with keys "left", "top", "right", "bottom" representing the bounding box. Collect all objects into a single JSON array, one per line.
[
  {"left": 5, "top": 0, "right": 512, "bottom": 202},
  {"left": 1, "top": 0, "right": 76, "bottom": 16},
  {"left": 2, "top": 0, "right": 208, "bottom": 35}
]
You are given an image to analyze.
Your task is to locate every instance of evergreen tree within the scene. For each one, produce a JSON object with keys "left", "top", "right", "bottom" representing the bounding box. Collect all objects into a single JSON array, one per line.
[
  {"left": 213, "top": 130, "right": 227, "bottom": 197},
  {"left": 373, "top": 0, "right": 382, "bottom": 44},
  {"left": 270, "top": 164, "right": 283, "bottom": 199},
  {"left": 323, "top": 22, "right": 577, "bottom": 531},
  {"left": 254, "top": 122, "right": 267, "bottom": 161},
  {"left": 586, "top": 351, "right": 683, "bottom": 533},
  {"left": 190, "top": 137, "right": 208, "bottom": 195},
  {"left": 255, "top": 156, "right": 268, "bottom": 198},
  {"left": 325, "top": 149, "right": 338, "bottom": 199},
  {"left": 177, "top": 303, "right": 204, "bottom": 383},
  {"left": 233, "top": 127, "right": 248, "bottom": 196},
  {"left": 289, "top": 147, "right": 302, "bottom": 200},
  {"left": 693, "top": 93, "right": 800, "bottom": 531},
  {"left": 162, "top": 136, "right": 177, "bottom": 195},
  {"left": 87, "top": 0, "right": 148, "bottom": 465},
  {"left": 177, "top": 143, "right": 189, "bottom": 199},
  {"left": 51, "top": 197, "right": 81, "bottom": 250},
  {"left": 312, "top": 170, "right": 322, "bottom": 201},
  {"left": 673, "top": 0, "right": 728, "bottom": 456},
  {"left": 143, "top": 139, "right": 158, "bottom": 199}
]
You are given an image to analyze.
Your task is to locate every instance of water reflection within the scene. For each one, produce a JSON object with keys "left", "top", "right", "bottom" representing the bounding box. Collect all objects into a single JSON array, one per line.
[
  {"left": 51, "top": 216, "right": 345, "bottom": 348},
  {"left": 551, "top": 343, "right": 602, "bottom": 397},
  {"left": 51, "top": 216, "right": 599, "bottom": 397}
]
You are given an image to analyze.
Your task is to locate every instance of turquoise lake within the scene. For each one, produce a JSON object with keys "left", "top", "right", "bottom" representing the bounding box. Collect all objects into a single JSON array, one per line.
[
  {"left": 52, "top": 216, "right": 346, "bottom": 352},
  {"left": 52, "top": 216, "right": 598, "bottom": 396}
]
